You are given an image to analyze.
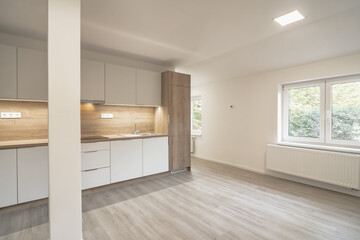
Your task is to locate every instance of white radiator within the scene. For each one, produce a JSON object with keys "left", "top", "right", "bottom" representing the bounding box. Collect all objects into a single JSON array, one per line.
[{"left": 266, "top": 144, "right": 360, "bottom": 190}]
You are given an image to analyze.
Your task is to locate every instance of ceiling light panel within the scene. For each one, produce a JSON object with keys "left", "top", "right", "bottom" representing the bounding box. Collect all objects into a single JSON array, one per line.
[{"left": 274, "top": 10, "right": 304, "bottom": 26}]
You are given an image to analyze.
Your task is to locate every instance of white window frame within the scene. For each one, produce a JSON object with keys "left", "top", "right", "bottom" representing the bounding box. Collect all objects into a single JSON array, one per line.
[
  {"left": 281, "top": 73, "right": 360, "bottom": 147},
  {"left": 191, "top": 95, "right": 202, "bottom": 136},
  {"left": 283, "top": 80, "right": 325, "bottom": 144},
  {"left": 326, "top": 75, "right": 360, "bottom": 146}
]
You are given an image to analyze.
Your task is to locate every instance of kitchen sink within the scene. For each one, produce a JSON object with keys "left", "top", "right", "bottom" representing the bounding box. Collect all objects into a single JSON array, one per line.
[
  {"left": 119, "top": 134, "right": 138, "bottom": 137},
  {"left": 137, "top": 133, "right": 155, "bottom": 136},
  {"left": 119, "top": 133, "right": 155, "bottom": 137}
]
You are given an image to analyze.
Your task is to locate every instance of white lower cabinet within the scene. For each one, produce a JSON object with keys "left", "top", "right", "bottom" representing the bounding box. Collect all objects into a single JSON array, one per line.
[
  {"left": 0, "top": 137, "right": 170, "bottom": 207},
  {"left": 143, "top": 137, "right": 169, "bottom": 176},
  {"left": 82, "top": 167, "right": 110, "bottom": 190},
  {"left": 0, "top": 149, "right": 17, "bottom": 208},
  {"left": 81, "top": 142, "right": 110, "bottom": 190},
  {"left": 111, "top": 139, "right": 143, "bottom": 183},
  {"left": 17, "top": 146, "right": 49, "bottom": 203}
]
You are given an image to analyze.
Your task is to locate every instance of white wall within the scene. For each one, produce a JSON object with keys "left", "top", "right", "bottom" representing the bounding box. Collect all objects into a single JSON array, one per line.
[
  {"left": 192, "top": 52, "right": 360, "bottom": 173},
  {"left": 0, "top": 32, "right": 173, "bottom": 73}
]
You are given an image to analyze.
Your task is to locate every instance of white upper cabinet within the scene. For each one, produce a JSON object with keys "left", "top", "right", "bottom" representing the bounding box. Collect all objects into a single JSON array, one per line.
[
  {"left": 105, "top": 64, "right": 136, "bottom": 105},
  {"left": 0, "top": 44, "right": 17, "bottom": 99},
  {"left": 18, "top": 48, "right": 48, "bottom": 101},
  {"left": 143, "top": 137, "right": 169, "bottom": 176},
  {"left": 17, "top": 146, "right": 49, "bottom": 203},
  {"left": 0, "top": 149, "right": 17, "bottom": 208},
  {"left": 81, "top": 59, "right": 105, "bottom": 102},
  {"left": 136, "top": 69, "right": 161, "bottom": 106}
]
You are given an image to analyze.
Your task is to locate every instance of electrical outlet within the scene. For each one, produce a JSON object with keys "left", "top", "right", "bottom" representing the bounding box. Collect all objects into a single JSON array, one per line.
[
  {"left": 101, "top": 113, "right": 113, "bottom": 119},
  {"left": 1, "top": 112, "right": 22, "bottom": 119}
]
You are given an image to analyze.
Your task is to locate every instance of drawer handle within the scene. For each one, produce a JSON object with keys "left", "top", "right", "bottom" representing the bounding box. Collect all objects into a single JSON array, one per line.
[
  {"left": 83, "top": 168, "right": 99, "bottom": 172},
  {"left": 83, "top": 150, "right": 98, "bottom": 153}
]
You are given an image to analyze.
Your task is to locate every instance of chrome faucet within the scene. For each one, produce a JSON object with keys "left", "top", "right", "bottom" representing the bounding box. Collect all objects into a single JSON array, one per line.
[{"left": 134, "top": 121, "right": 145, "bottom": 135}]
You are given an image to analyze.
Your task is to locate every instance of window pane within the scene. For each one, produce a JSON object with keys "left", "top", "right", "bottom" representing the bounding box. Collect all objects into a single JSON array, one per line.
[
  {"left": 192, "top": 97, "right": 202, "bottom": 134},
  {"left": 288, "top": 86, "right": 321, "bottom": 138},
  {"left": 331, "top": 81, "right": 360, "bottom": 142}
]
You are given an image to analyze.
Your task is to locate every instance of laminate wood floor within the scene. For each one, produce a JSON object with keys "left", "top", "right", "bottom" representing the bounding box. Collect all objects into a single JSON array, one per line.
[{"left": 1, "top": 157, "right": 360, "bottom": 240}]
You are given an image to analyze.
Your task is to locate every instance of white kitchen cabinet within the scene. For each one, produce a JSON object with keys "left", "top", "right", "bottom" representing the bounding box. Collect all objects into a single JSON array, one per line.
[
  {"left": 82, "top": 167, "right": 110, "bottom": 190},
  {"left": 18, "top": 48, "right": 48, "bottom": 101},
  {"left": 81, "top": 141, "right": 110, "bottom": 171},
  {"left": 0, "top": 149, "right": 17, "bottom": 208},
  {"left": 105, "top": 64, "right": 136, "bottom": 105},
  {"left": 82, "top": 141, "right": 110, "bottom": 152},
  {"left": 0, "top": 44, "right": 17, "bottom": 99},
  {"left": 81, "top": 150, "right": 110, "bottom": 171},
  {"left": 136, "top": 69, "right": 161, "bottom": 106},
  {"left": 111, "top": 139, "right": 143, "bottom": 183},
  {"left": 143, "top": 137, "right": 169, "bottom": 176},
  {"left": 81, "top": 59, "right": 105, "bottom": 102},
  {"left": 18, "top": 146, "right": 49, "bottom": 203},
  {"left": 81, "top": 141, "right": 110, "bottom": 190}
]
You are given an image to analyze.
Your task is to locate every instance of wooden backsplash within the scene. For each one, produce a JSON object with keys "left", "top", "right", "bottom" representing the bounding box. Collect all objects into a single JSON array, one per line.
[
  {"left": 0, "top": 100, "right": 48, "bottom": 141},
  {"left": 0, "top": 100, "right": 156, "bottom": 141},
  {"left": 81, "top": 104, "right": 156, "bottom": 136}
]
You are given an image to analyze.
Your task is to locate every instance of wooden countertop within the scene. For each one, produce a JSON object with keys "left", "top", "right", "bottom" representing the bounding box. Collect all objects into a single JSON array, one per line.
[{"left": 0, "top": 134, "right": 168, "bottom": 149}]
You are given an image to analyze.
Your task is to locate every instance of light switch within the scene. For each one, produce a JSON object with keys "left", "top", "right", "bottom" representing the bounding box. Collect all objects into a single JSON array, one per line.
[
  {"left": 1, "top": 112, "right": 22, "bottom": 119},
  {"left": 101, "top": 113, "right": 113, "bottom": 119}
]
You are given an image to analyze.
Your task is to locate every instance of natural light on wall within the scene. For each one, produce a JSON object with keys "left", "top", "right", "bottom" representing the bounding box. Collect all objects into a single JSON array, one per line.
[{"left": 274, "top": 10, "right": 304, "bottom": 26}]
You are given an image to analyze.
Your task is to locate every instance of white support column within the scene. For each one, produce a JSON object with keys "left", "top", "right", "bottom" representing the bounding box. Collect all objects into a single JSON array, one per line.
[{"left": 48, "top": 0, "right": 82, "bottom": 239}]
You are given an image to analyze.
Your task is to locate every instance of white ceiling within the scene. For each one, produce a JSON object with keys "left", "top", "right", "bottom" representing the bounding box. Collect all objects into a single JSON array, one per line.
[{"left": 1, "top": 0, "right": 360, "bottom": 85}]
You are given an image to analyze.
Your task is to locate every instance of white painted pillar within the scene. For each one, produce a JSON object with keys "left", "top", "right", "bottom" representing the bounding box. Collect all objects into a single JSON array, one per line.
[{"left": 48, "top": 0, "right": 82, "bottom": 239}]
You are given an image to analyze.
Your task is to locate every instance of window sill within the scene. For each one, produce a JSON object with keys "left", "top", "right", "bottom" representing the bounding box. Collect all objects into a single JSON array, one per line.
[
  {"left": 278, "top": 142, "right": 360, "bottom": 154},
  {"left": 191, "top": 134, "right": 202, "bottom": 137}
]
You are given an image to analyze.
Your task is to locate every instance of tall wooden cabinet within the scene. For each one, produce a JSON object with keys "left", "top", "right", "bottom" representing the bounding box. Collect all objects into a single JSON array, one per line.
[{"left": 157, "top": 71, "right": 191, "bottom": 171}]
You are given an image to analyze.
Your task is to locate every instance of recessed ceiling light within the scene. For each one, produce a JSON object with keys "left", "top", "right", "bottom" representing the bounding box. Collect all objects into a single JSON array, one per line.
[{"left": 274, "top": 10, "right": 304, "bottom": 26}]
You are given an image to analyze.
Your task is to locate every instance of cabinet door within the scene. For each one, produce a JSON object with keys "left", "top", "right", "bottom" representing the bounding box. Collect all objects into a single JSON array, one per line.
[
  {"left": 18, "top": 146, "right": 49, "bottom": 203},
  {"left": 0, "top": 149, "right": 17, "bottom": 208},
  {"left": 105, "top": 64, "right": 136, "bottom": 105},
  {"left": 143, "top": 137, "right": 169, "bottom": 176},
  {"left": 111, "top": 139, "right": 142, "bottom": 183},
  {"left": 136, "top": 69, "right": 161, "bottom": 106},
  {"left": 169, "top": 84, "right": 191, "bottom": 137},
  {"left": 81, "top": 59, "right": 105, "bottom": 101},
  {"left": 169, "top": 135, "right": 191, "bottom": 170},
  {"left": 0, "top": 44, "right": 17, "bottom": 99},
  {"left": 18, "top": 48, "right": 48, "bottom": 101},
  {"left": 82, "top": 167, "right": 110, "bottom": 190}
]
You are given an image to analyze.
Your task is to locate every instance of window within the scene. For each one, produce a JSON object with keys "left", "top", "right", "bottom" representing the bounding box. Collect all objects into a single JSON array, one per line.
[
  {"left": 191, "top": 95, "right": 202, "bottom": 135},
  {"left": 282, "top": 74, "right": 360, "bottom": 147}
]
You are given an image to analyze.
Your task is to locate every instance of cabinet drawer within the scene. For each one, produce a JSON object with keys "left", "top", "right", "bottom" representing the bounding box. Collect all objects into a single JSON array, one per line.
[
  {"left": 82, "top": 141, "right": 110, "bottom": 152},
  {"left": 81, "top": 150, "right": 110, "bottom": 171},
  {"left": 82, "top": 167, "right": 110, "bottom": 190}
]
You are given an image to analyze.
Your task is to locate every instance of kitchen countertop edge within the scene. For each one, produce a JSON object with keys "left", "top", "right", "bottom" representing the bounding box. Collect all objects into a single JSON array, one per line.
[{"left": 0, "top": 134, "right": 169, "bottom": 149}]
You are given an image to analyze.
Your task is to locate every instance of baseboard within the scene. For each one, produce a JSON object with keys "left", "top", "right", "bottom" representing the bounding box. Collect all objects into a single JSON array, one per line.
[{"left": 191, "top": 154, "right": 265, "bottom": 174}]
